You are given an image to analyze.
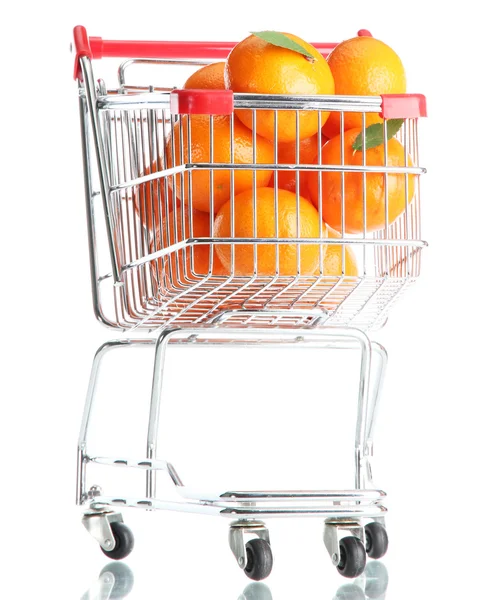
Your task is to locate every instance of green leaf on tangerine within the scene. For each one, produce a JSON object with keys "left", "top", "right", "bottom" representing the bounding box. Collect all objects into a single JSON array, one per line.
[
  {"left": 352, "top": 119, "right": 405, "bottom": 152},
  {"left": 250, "top": 31, "right": 316, "bottom": 62}
]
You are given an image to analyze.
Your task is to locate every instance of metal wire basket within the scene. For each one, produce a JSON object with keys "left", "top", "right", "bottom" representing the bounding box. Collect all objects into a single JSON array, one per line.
[
  {"left": 73, "top": 26, "right": 428, "bottom": 581},
  {"left": 75, "top": 30, "right": 427, "bottom": 332}
]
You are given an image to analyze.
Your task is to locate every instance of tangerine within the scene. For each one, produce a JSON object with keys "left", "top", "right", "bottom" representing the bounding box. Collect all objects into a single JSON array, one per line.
[
  {"left": 306, "top": 128, "right": 415, "bottom": 234},
  {"left": 268, "top": 133, "right": 325, "bottom": 199},
  {"left": 152, "top": 205, "right": 227, "bottom": 289},
  {"left": 323, "top": 34, "right": 406, "bottom": 138},
  {"left": 165, "top": 115, "right": 274, "bottom": 214},
  {"left": 323, "top": 224, "right": 359, "bottom": 276},
  {"left": 133, "top": 160, "right": 176, "bottom": 228},
  {"left": 214, "top": 187, "right": 324, "bottom": 276},
  {"left": 184, "top": 62, "right": 226, "bottom": 89},
  {"left": 225, "top": 33, "right": 334, "bottom": 142}
]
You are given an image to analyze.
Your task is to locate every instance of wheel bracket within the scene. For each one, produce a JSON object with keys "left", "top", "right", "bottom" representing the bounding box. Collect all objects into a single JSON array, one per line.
[
  {"left": 323, "top": 519, "right": 365, "bottom": 566},
  {"left": 82, "top": 510, "right": 123, "bottom": 552},
  {"left": 229, "top": 520, "right": 270, "bottom": 569}
]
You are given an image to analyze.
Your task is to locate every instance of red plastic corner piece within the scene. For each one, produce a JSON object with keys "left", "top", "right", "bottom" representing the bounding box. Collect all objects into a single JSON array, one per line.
[
  {"left": 88, "top": 37, "right": 104, "bottom": 59},
  {"left": 170, "top": 89, "right": 234, "bottom": 116},
  {"left": 380, "top": 94, "right": 427, "bottom": 119},
  {"left": 73, "top": 25, "right": 93, "bottom": 81}
]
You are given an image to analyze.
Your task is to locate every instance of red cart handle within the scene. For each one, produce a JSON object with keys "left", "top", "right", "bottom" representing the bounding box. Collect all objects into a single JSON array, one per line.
[{"left": 73, "top": 25, "right": 340, "bottom": 80}]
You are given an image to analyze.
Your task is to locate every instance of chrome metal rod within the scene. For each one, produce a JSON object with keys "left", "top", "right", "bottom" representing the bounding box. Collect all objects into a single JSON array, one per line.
[
  {"left": 367, "top": 342, "right": 388, "bottom": 446},
  {"left": 79, "top": 340, "right": 122, "bottom": 449},
  {"left": 119, "top": 237, "right": 426, "bottom": 275},
  {"left": 180, "top": 237, "right": 426, "bottom": 247},
  {"left": 146, "top": 329, "right": 181, "bottom": 498},
  {"left": 78, "top": 339, "right": 155, "bottom": 448},
  {"left": 80, "top": 56, "right": 122, "bottom": 283},
  {"left": 98, "top": 92, "right": 384, "bottom": 113},
  {"left": 109, "top": 162, "right": 426, "bottom": 192},
  {"left": 118, "top": 58, "right": 211, "bottom": 85},
  {"left": 211, "top": 308, "right": 330, "bottom": 326},
  {"left": 78, "top": 94, "right": 116, "bottom": 328},
  {"left": 87, "top": 494, "right": 387, "bottom": 519},
  {"left": 353, "top": 329, "right": 373, "bottom": 490},
  {"left": 76, "top": 446, "right": 87, "bottom": 506},
  {"left": 77, "top": 339, "right": 156, "bottom": 506}
]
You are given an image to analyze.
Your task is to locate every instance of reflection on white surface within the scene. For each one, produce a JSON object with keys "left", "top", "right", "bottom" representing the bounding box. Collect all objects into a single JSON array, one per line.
[
  {"left": 81, "top": 563, "right": 134, "bottom": 600},
  {"left": 334, "top": 562, "right": 389, "bottom": 600},
  {"left": 238, "top": 582, "right": 273, "bottom": 600},
  {"left": 80, "top": 559, "right": 388, "bottom": 600}
]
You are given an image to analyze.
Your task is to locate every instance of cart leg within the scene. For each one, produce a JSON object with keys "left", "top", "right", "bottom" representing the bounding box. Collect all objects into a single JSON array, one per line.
[
  {"left": 77, "top": 340, "right": 135, "bottom": 505},
  {"left": 352, "top": 330, "right": 372, "bottom": 491},
  {"left": 353, "top": 336, "right": 390, "bottom": 490},
  {"left": 146, "top": 328, "right": 182, "bottom": 500},
  {"left": 77, "top": 339, "right": 156, "bottom": 505},
  {"left": 364, "top": 343, "right": 388, "bottom": 489},
  {"left": 367, "top": 343, "right": 388, "bottom": 446}
]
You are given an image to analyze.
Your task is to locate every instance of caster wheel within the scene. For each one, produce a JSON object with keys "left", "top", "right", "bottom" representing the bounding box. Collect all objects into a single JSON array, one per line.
[
  {"left": 364, "top": 522, "right": 388, "bottom": 560},
  {"left": 101, "top": 522, "right": 135, "bottom": 561},
  {"left": 244, "top": 539, "right": 273, "bottom": 581},
  {"left": 99, "top": 562, "right": 135, "bottom": 598},
  {"left": 337, "top": 536, "right": 366, "bottom": 579}
]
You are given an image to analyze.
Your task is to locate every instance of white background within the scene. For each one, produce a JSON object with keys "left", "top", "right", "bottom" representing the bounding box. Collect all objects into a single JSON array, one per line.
[{"left": 2, "top": 1, "right": 493, "bottom": 598}]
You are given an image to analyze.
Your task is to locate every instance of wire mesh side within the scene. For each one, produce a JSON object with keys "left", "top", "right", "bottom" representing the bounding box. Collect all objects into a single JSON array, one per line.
[{"left": 81, "top": 80, "right": 425, "bottom": 331}]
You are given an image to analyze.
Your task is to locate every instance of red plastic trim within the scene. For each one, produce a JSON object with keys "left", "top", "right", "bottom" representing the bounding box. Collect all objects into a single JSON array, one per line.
[
  {"left": 73, "top": 25, "right": 93, "bottom": 80},
  {"left": 170, "top": 89, "right": 234, "bottom": 115},
  {"left": 75, "top": 27, "right": 403, "bottom": 80},
  {"left": 89, "top": 37, "right": 104, "bottom": 59},
  {"left": 88, "top": 38, "right": 240, "bottom": 60},
  {"left": 87, "top": 38, "right": 338, "bottom": 60},
  {"left": 358, "top": 29, "right": 373, "bottom": 37},
  {"left": 72, "top": 26, "right": 339, "bottom": 67},
  {"left": 380, "top": 94, "right": 427, "bottom": 119}
]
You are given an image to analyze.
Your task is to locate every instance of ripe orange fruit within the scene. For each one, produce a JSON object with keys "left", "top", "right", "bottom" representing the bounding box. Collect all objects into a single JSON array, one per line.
[
  {"left": 268, "top": 133, "right": 326, "bottom": 199},
  {"left": 323, "top": 224, "right": 359, "bottom": 276},
  {"left": 165, "top": 115, "right": 274, "bottom": 214},
  {"left": 133, "top": 160, "right": 176, "bottom": 228},
  {"left": 307, "top": 128, "right": 415, "bottom": 234},
  {"left": 183, "top": 62, "right": 226, "bottom": 89},
  {"left": 214, "top": 187, "right": 324, "bottom": 276},
  {"left": 152, "top": 205, "right": 227, "bottom": 288},
  {"left": 225, "top": 33, "right": 334, "bottom": 142},
  {"left": 323, "top": 34, "right": 406, "bottom": 138}
]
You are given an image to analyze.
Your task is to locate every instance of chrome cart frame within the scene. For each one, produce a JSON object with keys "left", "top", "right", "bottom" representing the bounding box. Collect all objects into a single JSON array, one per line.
[
  {"left": 78, "top": 325, "right": 387, "bottom": 572},
  {"left": 72, "top": 25, "right": 426, "bottom": 580}
]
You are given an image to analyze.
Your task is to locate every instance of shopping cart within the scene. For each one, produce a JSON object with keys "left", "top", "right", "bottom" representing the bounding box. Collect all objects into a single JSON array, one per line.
[{"left": 72, "top": 25, "right": 427, "bottom": 580}]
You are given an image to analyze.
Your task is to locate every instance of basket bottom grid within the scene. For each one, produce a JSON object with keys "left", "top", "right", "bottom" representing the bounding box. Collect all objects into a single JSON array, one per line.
[{"left": 110, "top": 272, "right": 417, "bottom": 331}]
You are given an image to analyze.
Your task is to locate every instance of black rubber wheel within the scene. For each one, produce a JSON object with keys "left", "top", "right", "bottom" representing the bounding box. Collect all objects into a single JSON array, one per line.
[
  {"left": 337, "top": 536, "right": 366, "bottom": 578},
  {"left": 244, "top": 539, "right": 273, "bottom": 581},
  {"left": 364, "top": 522, "right": 388, "bottom": 560},
  {"left": 99, "top": 562, "right": 135, "bottom": 598},
  {"left": 101, "top": 522, "right": 135, "bottom": 561}
]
